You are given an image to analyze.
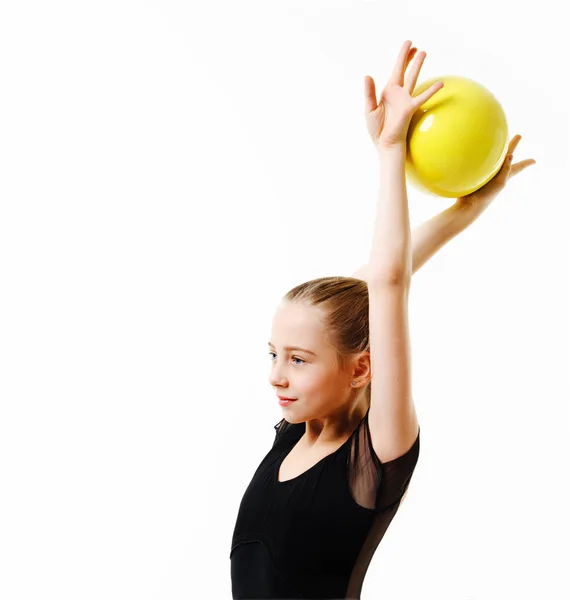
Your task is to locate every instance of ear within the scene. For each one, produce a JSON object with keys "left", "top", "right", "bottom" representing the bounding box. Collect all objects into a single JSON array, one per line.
[{"left": 352, "top": 351, "right": 372, "bottom": 385}]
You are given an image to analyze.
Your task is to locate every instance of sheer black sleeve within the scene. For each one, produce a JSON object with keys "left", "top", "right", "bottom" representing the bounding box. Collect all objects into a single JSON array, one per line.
[{"left": 347, "top": 411, "right": 420, "bottom": 511}]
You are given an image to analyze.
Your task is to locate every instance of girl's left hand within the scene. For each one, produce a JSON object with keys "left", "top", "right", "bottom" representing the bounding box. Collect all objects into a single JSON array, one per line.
[{"left": 457, "top": 134, "right": 536, "bottom": 215}]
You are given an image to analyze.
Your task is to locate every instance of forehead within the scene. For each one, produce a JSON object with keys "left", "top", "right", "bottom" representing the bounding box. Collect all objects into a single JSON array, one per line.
[{"left": 270, "top": 301, "right": 325, "bottom": 344}]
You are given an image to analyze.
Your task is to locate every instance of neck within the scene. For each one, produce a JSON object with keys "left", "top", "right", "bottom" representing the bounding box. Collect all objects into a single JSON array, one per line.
[{"left": 304, "top": 393, "right": 369, "bottom": 446}]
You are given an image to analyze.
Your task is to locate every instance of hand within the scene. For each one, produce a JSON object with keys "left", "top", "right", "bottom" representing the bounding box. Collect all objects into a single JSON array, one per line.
[
  {"left": 456, "top": 134, "right": 536, "bottom": 216},
  {"left": 364, "top": 40, "right": 444, "bottom": 151}
]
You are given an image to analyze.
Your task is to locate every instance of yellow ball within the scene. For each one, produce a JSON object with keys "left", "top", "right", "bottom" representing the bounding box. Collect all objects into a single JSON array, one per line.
[{"left": 406, "top": 76, "right": 509, "bottom": 198}]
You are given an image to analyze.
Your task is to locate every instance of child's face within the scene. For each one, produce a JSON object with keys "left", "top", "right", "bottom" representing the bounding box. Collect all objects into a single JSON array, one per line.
[{"left": 268, "top": 300, "right": 352, "bottom": 422}]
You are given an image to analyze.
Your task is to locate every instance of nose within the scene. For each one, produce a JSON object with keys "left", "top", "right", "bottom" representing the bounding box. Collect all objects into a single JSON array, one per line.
[
  {"left": 269, "top": 360, "right": 287, "bottom": 388},
  {"left": 269, "top": 372, "right": 287, "bottom": 388}
]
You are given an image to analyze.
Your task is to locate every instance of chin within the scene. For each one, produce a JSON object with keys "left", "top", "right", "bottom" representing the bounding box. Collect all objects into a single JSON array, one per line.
[{"left": 281, "top": 406, "right": 304, "bottom": 423}]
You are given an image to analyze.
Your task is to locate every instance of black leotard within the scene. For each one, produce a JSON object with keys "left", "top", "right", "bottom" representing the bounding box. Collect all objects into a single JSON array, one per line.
[{"left": 230, "top": 407, "right": 420, "bottom": 599}]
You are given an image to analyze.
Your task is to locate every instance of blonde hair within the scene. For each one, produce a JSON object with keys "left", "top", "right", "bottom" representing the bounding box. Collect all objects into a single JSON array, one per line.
[{"left": 282, "top": 276, "right": 371, "bottom": 403}]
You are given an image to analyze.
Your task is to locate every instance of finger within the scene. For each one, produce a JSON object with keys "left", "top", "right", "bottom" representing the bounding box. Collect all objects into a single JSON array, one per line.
[
  {"left": 406, "top": 47, "right": 418, "bottom": 69},
  {"left": 509, "top": 158, "right": 536, "bottom": 178},
  {"left": 497, "top": 154, "right": 514, "bottom": 182},
  {"left": 405, "top": 50, "right": 426, "bottom": 94},
  {"left": 507, "top": 134, "right": 523, "bottom": 154},
  {"left": 412, "top": 81, "right": 444, "bottom": 108},
  {"left": 364, "top": 75, "right": 378, "bottom": 113},
  {"left": 389, "top": 40, "right": 413, "bottom": 86}
]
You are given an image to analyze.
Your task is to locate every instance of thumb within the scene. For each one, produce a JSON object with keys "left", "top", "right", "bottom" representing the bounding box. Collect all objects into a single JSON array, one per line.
[{"left": 364, "top": 75, "right": 378, "bottom": 113}]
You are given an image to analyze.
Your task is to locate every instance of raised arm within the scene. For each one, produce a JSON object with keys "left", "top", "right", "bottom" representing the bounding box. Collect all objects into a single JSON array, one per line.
[
  {"left": 361, "top": 41, "right": 444, "bottom": 462},
  {"left": 358, "top": 39, "right": 534, "bottom": 465}
]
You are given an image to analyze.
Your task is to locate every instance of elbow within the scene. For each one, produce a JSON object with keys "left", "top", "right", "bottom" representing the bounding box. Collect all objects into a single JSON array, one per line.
[{"left": 367, "top": 267, "right": 411, "bottom": 287}]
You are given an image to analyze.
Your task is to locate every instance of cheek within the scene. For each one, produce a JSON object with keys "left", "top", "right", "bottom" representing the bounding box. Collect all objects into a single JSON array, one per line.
[
  {"left": 304, "top": 370, "right": 333, "bottom": 393},
  {"left": 295, "top": 370, "right": 319, "bottom": 390}
]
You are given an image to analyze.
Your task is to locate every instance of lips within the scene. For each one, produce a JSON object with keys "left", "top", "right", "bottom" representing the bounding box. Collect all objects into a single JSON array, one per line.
[{"left": 278, "top": 396, "right": 296, "bottom": 401}]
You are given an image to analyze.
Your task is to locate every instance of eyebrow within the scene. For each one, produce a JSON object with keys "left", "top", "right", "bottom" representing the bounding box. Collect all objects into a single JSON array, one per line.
[{"left": 268, "top": 342, "right": 317, "bottom": 357}]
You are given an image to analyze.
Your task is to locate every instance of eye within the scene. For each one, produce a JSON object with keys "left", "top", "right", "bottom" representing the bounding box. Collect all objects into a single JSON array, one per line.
[{"left": 268, "top": 352, "right": 305, "bottom": 365}]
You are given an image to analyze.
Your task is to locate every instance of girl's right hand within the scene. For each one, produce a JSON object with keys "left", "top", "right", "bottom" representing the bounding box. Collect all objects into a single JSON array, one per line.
[{"left": 364, "top": 41, "right": 444, "bottom": 151}]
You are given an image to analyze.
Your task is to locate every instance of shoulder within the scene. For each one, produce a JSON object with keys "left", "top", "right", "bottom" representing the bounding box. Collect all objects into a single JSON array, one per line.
[{"left": 273, "top": 418, "right": 303, "bottom": 448}]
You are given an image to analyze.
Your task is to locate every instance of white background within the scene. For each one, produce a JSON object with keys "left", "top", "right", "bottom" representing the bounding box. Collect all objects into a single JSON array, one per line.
[{"left": 1, "top": 1, "right": 568, "bottom": 599}]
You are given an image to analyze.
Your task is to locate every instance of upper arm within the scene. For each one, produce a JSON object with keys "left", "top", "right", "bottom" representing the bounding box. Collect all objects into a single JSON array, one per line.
[{"left": 367, "top": 279, "right": 419, "bottom": 464}]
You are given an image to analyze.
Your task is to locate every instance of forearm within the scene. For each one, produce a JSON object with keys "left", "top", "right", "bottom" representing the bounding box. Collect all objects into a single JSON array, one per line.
[
  {"left": 412, "top": 203, "right": 474, "bottom": 273},
  {"left": 410, "top": 201, "right": 476, "bottom": 274},
  {"left": 353, "top": 199, "right": 477, "bottom": 282},
  {"left": 368, "top": 145, "right": 412, "bottom": 281}
]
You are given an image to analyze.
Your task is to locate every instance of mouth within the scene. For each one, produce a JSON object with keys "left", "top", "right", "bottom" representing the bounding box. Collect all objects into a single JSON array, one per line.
[{"left": 277, "top": 396, "right": 297, "bottom": 406}]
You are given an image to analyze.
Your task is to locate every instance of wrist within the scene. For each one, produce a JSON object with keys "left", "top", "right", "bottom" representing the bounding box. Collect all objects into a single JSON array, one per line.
[
  {"left": 376, "top": 142, "right": 407, "bottom": 159},
  {"left": 449, "top": 200, "right": 481, "bottom": 231},
  {"left": 454, "top": 196, "right": 488, "bottom": 221}
]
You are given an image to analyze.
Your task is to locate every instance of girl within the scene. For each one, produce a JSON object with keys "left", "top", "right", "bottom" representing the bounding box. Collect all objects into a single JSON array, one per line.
[{"left": 230, "top": 40, "right": 535, "bottom": 600}]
